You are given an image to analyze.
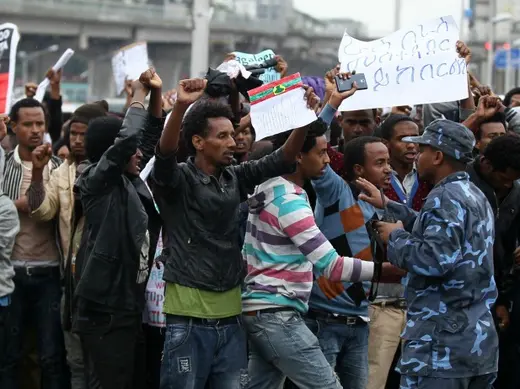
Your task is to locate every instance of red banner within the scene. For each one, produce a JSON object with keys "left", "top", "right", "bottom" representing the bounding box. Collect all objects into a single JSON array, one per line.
[{"left": 0, "top": 24, "right": 20, "bottom": 114}]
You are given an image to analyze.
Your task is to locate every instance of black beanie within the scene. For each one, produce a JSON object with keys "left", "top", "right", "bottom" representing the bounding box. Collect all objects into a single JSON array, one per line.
[
  {"left": 85, "top": 116, "right": 123, "bottom": 163},
  {"left": 70, "top": 100, "right": 109, "bottom": 126}
]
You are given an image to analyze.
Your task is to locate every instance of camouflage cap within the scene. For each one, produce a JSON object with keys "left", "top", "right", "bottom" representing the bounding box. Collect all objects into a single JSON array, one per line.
[{"left": 402, "top": 119, "right": 475, "bottom": 163}]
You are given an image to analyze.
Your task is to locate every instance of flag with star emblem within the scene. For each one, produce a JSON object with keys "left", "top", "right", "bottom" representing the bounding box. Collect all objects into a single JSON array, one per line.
[
  {"left": 247, "top": 72, "right": 318, "bottom": 141},
  {"left": 248, "top": 73, "right": 303, "bottom": 105}
]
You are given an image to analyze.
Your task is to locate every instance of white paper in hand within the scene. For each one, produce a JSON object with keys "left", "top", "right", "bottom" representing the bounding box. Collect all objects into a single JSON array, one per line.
[
  {"left": 248, "top": 73, "right": 317, "bottom": 141},
  {"left": 34, "top": 48, "right": 75, "bottom": 102}
]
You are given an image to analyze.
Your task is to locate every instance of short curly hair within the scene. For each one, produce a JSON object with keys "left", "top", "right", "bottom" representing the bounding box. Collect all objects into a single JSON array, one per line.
[
  {"left": 181, "top": 99, "right": 234, "bottom": 155},
  {"left": 483, "top": 133, "right": 520, "bottom": 172}
]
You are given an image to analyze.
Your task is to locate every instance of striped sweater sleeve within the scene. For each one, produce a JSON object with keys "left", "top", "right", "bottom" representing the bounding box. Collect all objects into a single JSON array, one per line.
[{"left": 278, "top": 194, "right": 374, "bottom": 282}]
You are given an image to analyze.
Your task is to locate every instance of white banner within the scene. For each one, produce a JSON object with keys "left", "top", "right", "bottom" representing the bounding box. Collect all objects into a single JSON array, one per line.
[{"left": 337, "top": 16, "right": 468, "bottom": 111}]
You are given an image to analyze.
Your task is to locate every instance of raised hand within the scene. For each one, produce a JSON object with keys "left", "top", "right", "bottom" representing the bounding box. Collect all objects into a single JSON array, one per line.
[
  {"left": 31, "top": 143, "right": 52, "bottom": 170},
  {"left": 25, "top": 82, "right": 38, "bottom": 98},
  {"left": 329, "top": 72, "right": 358, "bottom": 109},
  {"left": 324, "top": 64, "right": 341, "bottom": 92},
  {"left": 46, "top": 68, "right": 62, "bottom": 85},
  {"left": 139, "top": 68, "right": 162, "bottom": 90},
  {"left": 456, "top": 40, "right": 471, "bottom": 64},
  {"left": 177, "top": 78, "right": 207, "bottom": 106},
  {"left": 275, "top": 55, "right": 288, "bottom": 78},
  {"left": 476, "top": 95, "right": 502, "bottom": 120},
  {"left": 301, "top": 85, "right": 320, "bottom": 112},
  {"left": 0, "top": 115, "right": 9, "bottom": 142}
]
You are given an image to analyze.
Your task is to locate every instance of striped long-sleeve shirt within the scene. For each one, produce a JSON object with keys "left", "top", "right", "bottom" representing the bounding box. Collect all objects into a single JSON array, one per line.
[{"left": 242, "top": 176, "right": 374, "bottom": 313}]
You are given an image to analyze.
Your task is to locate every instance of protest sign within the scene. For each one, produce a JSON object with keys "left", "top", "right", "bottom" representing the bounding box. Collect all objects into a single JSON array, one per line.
[
  {"left": 233, "top": 49, "right": 280, "bottom": 84},
  {"left": 248, "top": 73, "right": 317, "bottom": 141},
  {"left": 142, "top": 233, "right": 165, "bottom": 328},
  {"left": 337, "top": 16, "right": 468, "bottom": 111},
  {"left": 111, "top": 42, "right": 149, "bottom": 95},
  {"left": 35, "top": 48, "right": 75, "bottom": 102},
  {"left": 0, "top": 23, "right": 20, "bottom": 114}
]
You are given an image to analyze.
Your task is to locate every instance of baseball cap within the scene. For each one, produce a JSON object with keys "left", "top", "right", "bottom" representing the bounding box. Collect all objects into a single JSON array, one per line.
[{"left": 402, "top": 119, "right": 475, "bottom": 163}]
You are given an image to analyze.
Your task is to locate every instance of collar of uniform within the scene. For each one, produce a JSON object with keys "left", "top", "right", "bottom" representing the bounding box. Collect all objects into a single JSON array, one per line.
[
  {"left": 186, "top": 156, "right": 234, "bottom": 185},
  {"left": 434, "top": 171, "right": 469, "bottom": 188}
]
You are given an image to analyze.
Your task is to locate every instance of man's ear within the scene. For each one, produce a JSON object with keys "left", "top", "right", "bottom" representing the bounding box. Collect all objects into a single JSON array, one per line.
[
  {"left": 192, "top": 134, "right": 204, "bottom": 152},
  {"left": 353, "top": 163, "right": 364, "bottom": 179},
  {"left": 433, "top": 150, "right": 444, "bottom": 166},
  {"left": 295, "top": 152, "right": 303, "bottom": 165}
]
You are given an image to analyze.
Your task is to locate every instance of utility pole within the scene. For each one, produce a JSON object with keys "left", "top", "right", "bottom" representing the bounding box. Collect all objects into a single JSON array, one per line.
[
  {"left": 394, "top": 0, "right": 402, "bottom": 31},
  {"left": 190, "top": 0, "right": 211, "bottom": 78}
]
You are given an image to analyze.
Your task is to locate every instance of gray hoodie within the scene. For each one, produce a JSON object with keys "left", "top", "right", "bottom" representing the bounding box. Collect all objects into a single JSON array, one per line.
[{"left": 0, "top": 150, "right": 19, "bottom": 298}]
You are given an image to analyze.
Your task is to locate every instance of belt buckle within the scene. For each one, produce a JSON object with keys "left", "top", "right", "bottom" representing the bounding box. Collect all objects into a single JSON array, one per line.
[
  {"left": 345, "top": 317, "right": 357, "bottom": 325},
  {"left": 396, "top": 300, "right": 407, "bottom": 309},
  {"left": 26, "top": 267, "right": 34, "bottom": 277}
]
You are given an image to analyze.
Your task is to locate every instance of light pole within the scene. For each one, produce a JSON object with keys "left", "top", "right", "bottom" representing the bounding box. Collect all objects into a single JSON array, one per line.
[
  {"left": 513, "top": 37, "right": 520, "bottom": 87},
  {"left": 190, "top": 0, "right": 213, "bottom": 78},
  {"left": 18, "top": 44, "right": 59, "bottom": 85},
  {"left": 486, "top": 11, "right": 513, "bottom": 88}
]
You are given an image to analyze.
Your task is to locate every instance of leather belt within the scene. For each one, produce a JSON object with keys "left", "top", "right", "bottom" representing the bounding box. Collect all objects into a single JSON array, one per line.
[
  {"left": 372, "top": 299, "right": 407, "bottom": 309},
  {"left": 166, "top": 314, "right": 240, "bottom": 326},
  {"left": 15, "top": 266, "right": 59, "bottom": 277},
  {"left": 244, "top": 307, "right": 294, "bottom": 317},
  {"left": 307, "top": 309, "right": 365, "bottom": 326}
]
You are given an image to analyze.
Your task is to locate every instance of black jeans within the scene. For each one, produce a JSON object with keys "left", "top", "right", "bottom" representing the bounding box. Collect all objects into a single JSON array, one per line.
[
  {"left": 75, "top": 308, "right": 144, "bottom": 389},
  {"left": 0, "top": 267, "right": 69, "bottom": 389},
  {"left": 144, "top": 324, "right": 165, "bottom": 389}
]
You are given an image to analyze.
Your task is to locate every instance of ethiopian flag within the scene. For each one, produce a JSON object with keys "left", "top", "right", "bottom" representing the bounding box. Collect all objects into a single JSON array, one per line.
[{"left": 248, "top": 73, "right": 303, "bottom": 106}]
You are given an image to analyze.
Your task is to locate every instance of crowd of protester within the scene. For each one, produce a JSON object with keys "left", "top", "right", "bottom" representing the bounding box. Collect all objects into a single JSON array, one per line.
[{"left": 1, "top": 39, "right": 520, "bottom": 389}]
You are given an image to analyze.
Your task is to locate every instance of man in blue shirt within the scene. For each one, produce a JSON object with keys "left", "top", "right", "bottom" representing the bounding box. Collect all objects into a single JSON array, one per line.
[{"left": 357, "top": 119, "right": 499, "bottom": 389}]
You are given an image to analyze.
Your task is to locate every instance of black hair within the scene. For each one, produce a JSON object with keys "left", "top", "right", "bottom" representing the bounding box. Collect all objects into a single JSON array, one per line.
[
  {"left": 344, "top": 136, "right": 384, "bottom": 181},
  {"left": 181, "top": 99, "right": 234, "bottom": 155},
  {"left": 85, "top": 116, "right": 123, "bottom": 163},
  {"left": 9, "top": 98, "right": 45, "bottom": 123},
  {"left": 301, "top": 118, "right": 328, "bottom": 153},
  {"left": 341, "top": 108, "right": 378, "bottom": 120},
  {"left": 475, "top": 111, "right": 507, "bottom": 140},
  {"left": 379, "top": 114, "right": 415, "bottom": 141},
  {"left": 329, "top": 119, "right": 342, "bottom": 147},
  {"left": 504, "top": 87, "right": 520, "bottom": 107},
  {"left": 53, "top": 123, "right": 70, "bottom": 155},
  {"left": 483, "top": 133, "right": 520, "bottom": 172}
]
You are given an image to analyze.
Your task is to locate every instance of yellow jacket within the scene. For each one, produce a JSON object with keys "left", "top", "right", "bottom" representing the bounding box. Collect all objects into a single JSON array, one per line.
[{"left": 31, "top": 160, "right": 77, "bottom": 261}]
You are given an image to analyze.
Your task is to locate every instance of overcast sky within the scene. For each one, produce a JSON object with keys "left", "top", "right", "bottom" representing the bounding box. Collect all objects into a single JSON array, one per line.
[{"left": 293, "top": 0, "right": 467, "bottom": 36}]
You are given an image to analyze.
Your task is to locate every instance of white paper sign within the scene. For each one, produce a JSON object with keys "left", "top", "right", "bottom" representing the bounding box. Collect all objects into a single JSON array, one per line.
[
  {"left": 111, "top": 42, "right": 149, "bottom": 95},
  {"left": 35, "top": 48, "right": 75, "bottom": 102},
  {"left": 337, "top": 15, "right": 468, "bottom": 111},
  {"left": 233, "top": 49, "right": 280, "bottom": 84},
  {"left": 142, "top": 233, "right": 165, "bottom": 328},
  {"left": 248, "top": 73, "right": 317, "bottom": 141}
]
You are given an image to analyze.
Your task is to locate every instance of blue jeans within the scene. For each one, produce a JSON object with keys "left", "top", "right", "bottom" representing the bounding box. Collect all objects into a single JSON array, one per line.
[
  {"left": 244, "top": 310, "right": 341, "bottom": 389},
  {"left": 399, "top": 374, "right": 496, "bottom": 389},
  {"left": 160, "top": 314, "right": 248, "bottom": 389},
  {"left": 305, "top": 317, "right": 369, "bottom": 389},
  {"left": 0, "top": 267, "right": 68, "bottom": 389}
]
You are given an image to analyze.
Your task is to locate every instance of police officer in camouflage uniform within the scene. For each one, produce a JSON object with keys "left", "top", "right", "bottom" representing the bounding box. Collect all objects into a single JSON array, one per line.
[{"left": 357, "top": 119, "right": 499, "bottom": 389}]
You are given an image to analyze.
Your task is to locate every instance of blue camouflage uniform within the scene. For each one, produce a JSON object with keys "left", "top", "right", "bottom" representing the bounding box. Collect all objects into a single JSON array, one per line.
[{"left": 383, "top": 120, "right": 499, "bottom": 388}]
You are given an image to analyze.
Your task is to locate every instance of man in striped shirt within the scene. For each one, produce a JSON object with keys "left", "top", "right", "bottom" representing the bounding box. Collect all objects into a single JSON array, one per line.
[{"left": 242, "top": 82, "right": 392, "bottom": 388}]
